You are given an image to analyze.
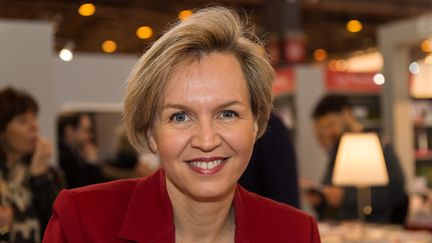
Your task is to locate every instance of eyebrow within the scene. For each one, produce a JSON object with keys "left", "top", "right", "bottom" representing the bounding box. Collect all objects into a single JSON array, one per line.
[{"left": 161, "top": 100, "right": 245, "bottom": 111}]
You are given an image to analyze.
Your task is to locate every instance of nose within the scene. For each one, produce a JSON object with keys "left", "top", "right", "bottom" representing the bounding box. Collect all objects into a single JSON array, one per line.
[{"left": 190, "top": 118, "right": 222, "bottom": 152}]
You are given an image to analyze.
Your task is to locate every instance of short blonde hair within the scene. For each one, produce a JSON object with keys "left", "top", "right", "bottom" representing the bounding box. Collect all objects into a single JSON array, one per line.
[{"left": 124, "top": 7, "right": 274, "bottom": 152}]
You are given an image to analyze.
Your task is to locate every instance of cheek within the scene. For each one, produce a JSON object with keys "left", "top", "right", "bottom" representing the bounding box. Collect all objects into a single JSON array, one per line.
[
  {"left": 153, "top": 128, "right": 189, "bottom": 161},
  {"left": 3, "top": 131, "right": 30, "bottom": 151},
  {"left": 222, "top": 125, "right": 256, "bottom": 157}
]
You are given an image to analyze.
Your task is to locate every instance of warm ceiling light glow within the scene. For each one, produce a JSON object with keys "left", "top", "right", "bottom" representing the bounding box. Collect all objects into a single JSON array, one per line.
[
  {"left": 346, "top": 19, "right": 363, "bottom": 33},
  {"left": 59, "top": 48, "right": 73, "bottom": 62},
  {"left": 328, "top": 60, "right": 338, "bottom": 71},
  {"left": 425, "top": 54, "right": 432, "bottom": 64},
  {"left": 102, "top": 40, "right": 117, "bottom": 53},
  {"left": 179, "top": 10, "right": 193, "bottom": 21},
  {"left": 78, "top": 3, "right": 96, "bottom": 16},
  {"left": 421, "top": 39, "right": 432, "bottom": 53},
  {"left": 136, "top": 26, "right": 153, "bottom": 39},
  {"left": 411, "top": 60, "right": 432, "bottom": 98},
  {"left": 313, "top": 49, "right": 327, "bottom": 62},
  {"left": 335, "top": 59, "right": 347, "bottom": 71},
  {"left": 373, "top": 73, "right": 385, "bottom": 85},
  {"left": 344, "top": 51, "right": 383, "bottom": 72}
]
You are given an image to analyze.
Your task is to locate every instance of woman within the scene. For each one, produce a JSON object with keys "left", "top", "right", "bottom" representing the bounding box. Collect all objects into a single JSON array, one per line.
[
  {"left": 44, "top": 7, "right": 320, "bottom": 243},
  {"left": 0, "top": 87, "right": 61, "bottom": 243}
]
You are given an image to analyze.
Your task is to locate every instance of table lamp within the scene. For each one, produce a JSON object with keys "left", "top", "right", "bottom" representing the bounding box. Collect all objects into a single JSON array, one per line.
[{"left": 332, "top": 132, "right": 389, "bottom": 223}]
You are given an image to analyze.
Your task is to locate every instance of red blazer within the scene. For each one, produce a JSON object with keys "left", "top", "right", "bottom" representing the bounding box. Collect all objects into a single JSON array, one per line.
[{"left": 43, "top": 169, "right": 320, "bottom": 243}]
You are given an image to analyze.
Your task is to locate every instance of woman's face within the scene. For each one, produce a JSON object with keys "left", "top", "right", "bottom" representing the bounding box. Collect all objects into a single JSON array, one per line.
[
  {"left": 149, "top": 52, "right": 258, "bottom": 201},
  {"left": 1, "top": 111, "right": 38, "bottom": 157}
]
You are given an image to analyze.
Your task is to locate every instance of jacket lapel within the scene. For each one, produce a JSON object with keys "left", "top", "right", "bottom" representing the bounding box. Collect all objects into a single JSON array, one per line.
[
  {"left": 117, "top": 170, "right": 255, "bottom": 243},
  {"left": 117, "top": 169, "right": 175, "bottom": 243}
]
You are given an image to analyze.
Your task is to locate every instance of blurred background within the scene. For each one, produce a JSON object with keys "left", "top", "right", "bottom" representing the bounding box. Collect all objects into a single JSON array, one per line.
[{"left": 1, "top": 0, "right": 432, "bottom": 241}]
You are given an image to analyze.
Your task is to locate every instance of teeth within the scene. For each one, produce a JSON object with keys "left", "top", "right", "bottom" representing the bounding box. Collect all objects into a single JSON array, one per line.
[{"left": 190, "top": 159, "right": 224, "bottom": 170}]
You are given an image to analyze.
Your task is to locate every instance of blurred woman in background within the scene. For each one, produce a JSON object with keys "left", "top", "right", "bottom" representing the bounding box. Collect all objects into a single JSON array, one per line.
[{"left": 0, "top": 87, "right": 61, "bottom": 243}]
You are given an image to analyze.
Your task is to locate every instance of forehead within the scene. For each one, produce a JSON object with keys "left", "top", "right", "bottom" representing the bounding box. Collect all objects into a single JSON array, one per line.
[{"left": 160, "top": 53, "right": 249, "bottom": 105}]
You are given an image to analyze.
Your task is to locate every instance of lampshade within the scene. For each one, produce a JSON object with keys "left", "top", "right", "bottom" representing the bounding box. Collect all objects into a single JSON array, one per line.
[{"left": 332, "top": 132, "right": 389, "bottom": 187}]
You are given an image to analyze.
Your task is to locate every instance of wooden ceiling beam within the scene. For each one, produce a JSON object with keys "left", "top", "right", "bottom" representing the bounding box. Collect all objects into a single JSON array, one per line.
[{"left": 302, "top": 0, "right": 430, "bottom": 18}]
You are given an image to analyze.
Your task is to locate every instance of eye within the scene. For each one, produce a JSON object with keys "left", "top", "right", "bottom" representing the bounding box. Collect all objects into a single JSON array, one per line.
[
  {"left": 169, "top": 112, "right": 190, "bottom": 123},
  {"left": 219, "top": 110, "right": 238, "bottom": 119}
]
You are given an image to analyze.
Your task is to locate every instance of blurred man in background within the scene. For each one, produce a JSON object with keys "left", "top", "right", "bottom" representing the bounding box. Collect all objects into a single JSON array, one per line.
[{"left": 310, "top": 95, "right": 408, "bottom": 224}]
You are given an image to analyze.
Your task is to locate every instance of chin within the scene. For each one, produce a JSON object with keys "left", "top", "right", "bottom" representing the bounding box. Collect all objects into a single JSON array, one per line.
[{"left": 187, "top": 183, "right": 236, "bottom": 202}]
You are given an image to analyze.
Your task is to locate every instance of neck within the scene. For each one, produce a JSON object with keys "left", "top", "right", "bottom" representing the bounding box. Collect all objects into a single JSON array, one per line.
[{"left": 166, "top": 178, "right": 235, "bottom": 243}]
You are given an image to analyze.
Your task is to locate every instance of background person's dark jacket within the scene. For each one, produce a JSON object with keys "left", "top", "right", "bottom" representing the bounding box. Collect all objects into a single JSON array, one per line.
[
  {"left": 58, "top": 141, "right": 105, "bottom": 189},
  {"left": 239, "top": 112, "right": 300, "bottom": 208}
]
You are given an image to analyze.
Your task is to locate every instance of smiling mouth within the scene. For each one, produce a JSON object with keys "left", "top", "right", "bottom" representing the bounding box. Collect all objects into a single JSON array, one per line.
[{"left": 186, "top": 157, "right": 229, "bottom": 175}]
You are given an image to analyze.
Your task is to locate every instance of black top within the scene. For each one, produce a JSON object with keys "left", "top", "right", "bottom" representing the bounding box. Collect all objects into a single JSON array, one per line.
[{"left": 58, "top": 141, "right": 105, "bottom": 189}]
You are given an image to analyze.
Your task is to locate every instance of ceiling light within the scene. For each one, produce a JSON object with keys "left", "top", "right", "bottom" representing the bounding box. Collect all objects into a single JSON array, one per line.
[
  {"left": 346, "top": 19, "right": 363, "bottom": 33},
  {"left": 328, "top": 60, "right": 338, "bottom": 71},
  {"left": 59, "top": 49, "right": 73, "bottom": 62},
  {"left": 335, "top": 59, "right": 347, "bottom": 71},
  {"left": 373, "top": 73, "right": 385, "bottom": 85},
  {"left": 78, "top": 3, "right": 96, "bottom": 17},
  {"left": 102, "top": 40, "right": 117, "bottom": 53},
  {"left": 344, "top": 51, "right": 383, "bottom": 72},
  {"left": 409, "top": 61, "right": 421, "bottom": 75},
  {"left": 420, "top": 39, "right": 432, "bottom": 53},
  {"left": 425, "top": 54, "right": 432, "bottom": 64},
  {"left": 313, "top": 49, "right": 327, "bottom": 62},
  {"left": 59, "top": 42, "right": 74, "bottom": 62},
  {"left": 136, "top": 26, "right": 153, "bottom": 39},
  {"left": 179, "top": 10, "right": 193, "bottom": 21}
]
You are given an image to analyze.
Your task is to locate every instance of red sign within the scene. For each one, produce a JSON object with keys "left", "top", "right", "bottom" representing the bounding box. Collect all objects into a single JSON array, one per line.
[
  {"left": 273, "top": 67, "right": 295, "bottom": 95},
  {"left": 284, "top": 38, "right": 305, "bottom": 63},
  {"left": 326, "top": 70, "right": 381, "bottom": 93}
]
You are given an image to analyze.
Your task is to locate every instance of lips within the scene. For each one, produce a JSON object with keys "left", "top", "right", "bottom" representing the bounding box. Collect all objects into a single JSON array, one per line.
[{"left": 186, "top": 157, "right": 228, "bottom": 175}]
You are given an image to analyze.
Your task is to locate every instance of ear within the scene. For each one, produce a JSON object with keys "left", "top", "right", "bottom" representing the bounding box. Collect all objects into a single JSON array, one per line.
[
  {"left": 253, "top": 121, "right": 259, "bottom": 138},
  {"left": 147, "top": 130, "right": 158, "bottom": 153}
]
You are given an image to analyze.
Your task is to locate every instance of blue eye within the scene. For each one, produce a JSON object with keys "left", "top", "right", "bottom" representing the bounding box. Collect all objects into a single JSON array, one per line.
[
  {"left": 220, "top": 110, "right": 238, "bottom": 119},
  {"left": 170, "top": 112, "right": 189, "bottom": 122}
]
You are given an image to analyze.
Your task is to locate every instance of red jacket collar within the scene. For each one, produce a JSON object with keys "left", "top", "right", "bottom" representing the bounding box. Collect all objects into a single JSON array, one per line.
[
  {"left": 117, "top": 169, "right": 251, "bottom": 243},
  {"left": 118, "top": 169, "right": 175, "bottom": 242}
]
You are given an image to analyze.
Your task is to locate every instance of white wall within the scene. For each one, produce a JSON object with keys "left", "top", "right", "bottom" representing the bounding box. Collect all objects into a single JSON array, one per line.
[
  {"left": 54, "top": 53, "right": 138, "bottom": 109},
  {"left": 0, "top": 20, "right": 55, "bottom": 141},
  {"left": 295, "top": 65, "right": 327, "bottom": 182}
]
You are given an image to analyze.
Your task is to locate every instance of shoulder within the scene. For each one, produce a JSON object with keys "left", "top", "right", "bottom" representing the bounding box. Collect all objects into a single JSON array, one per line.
[
  {"left": 49, "top": 178, "right": 144, "bottom": 242},
  {"left": 236, "top": 186, "right": 320, "bottom": 242},
  {"left": 47, "top": 171, "right": 165, "bottom": 242},
  {"left": 54, "top": 178, "right": 139, "bottom": 211}
]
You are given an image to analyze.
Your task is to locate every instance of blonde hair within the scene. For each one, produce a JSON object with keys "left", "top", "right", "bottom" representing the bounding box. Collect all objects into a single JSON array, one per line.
[{"left": 124, "top": 6, "right": 274, "bottom": 152}]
